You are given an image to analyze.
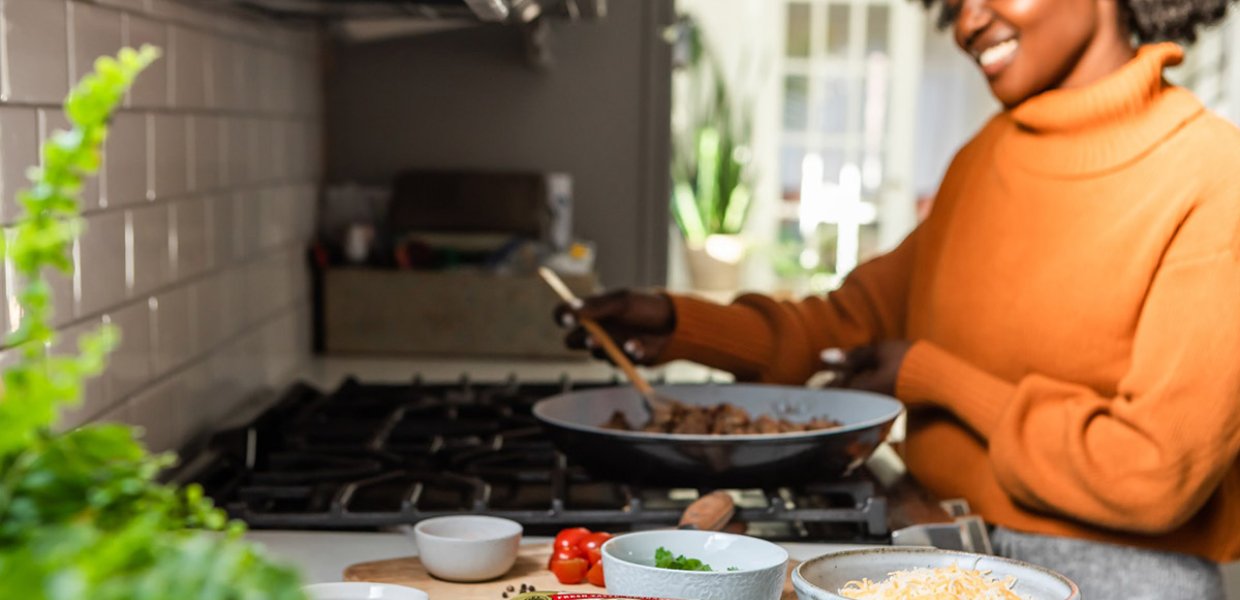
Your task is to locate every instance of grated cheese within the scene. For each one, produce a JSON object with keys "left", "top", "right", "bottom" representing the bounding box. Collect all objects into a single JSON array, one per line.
[{"left": 838, "top": 563, "right": 1026, "bottom": 600}]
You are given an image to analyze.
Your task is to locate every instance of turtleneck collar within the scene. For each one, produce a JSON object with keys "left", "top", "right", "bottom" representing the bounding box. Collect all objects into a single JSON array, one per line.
[{"left": 996, "top": 43, "right": 1205, "bottom": 177}]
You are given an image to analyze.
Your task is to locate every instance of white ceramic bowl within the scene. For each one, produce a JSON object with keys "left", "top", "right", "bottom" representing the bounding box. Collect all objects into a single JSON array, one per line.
[
  {"left": 411, "top": 515, "right": 523, "bottom": 582},
  {"left": 792, "top": 547, "right": 1080, "bottom": 600},
  {"left": 601, "top": 530, "right": 789, "bottom": 600},
  {"left": 303, "top": 582, "right": 429, "bottom": 600}
]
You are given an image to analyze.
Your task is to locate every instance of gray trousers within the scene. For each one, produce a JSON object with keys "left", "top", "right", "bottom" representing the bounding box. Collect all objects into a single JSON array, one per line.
[{"left": 991, "top": 527, "right": 1225, "bottom": 600}]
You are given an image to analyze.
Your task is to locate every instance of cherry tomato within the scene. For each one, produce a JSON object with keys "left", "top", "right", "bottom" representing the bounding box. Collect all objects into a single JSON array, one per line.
[
  {"left": 554, "top": 527, "right": 592, "bottom": 551},
  {"left": 586, "top": 560, "right": 606, "bottom": 587},
  {"left": 550, "top": 556, "right": 589, "bottom": 585},
  {"left": 547, "top": 546, "right": 584, "bottom": 569},
  {"left": 578, "top": 531, "right": 613, "bottom": 565}
]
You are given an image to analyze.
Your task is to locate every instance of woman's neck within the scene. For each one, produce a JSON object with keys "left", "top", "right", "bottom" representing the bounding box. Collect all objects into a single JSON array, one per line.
[{"left": 1057, "top": 9, "right": 1137, "bottom": 91}]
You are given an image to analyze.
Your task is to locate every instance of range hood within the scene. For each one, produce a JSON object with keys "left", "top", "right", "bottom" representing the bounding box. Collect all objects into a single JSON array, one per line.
[{"left": 232, "top": 0, "right": 607, "bottom": 23}]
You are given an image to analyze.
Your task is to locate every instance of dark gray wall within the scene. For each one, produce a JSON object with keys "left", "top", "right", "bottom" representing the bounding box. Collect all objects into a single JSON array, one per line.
[{"left": 323, "top": 1, "right": 673, "bottom": 287}]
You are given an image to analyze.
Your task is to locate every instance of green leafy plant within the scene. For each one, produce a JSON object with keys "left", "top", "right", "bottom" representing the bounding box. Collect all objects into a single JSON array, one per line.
[
  {"left": 0, "top": 46, "right": 305, "bottom": 600},
  {"left": 670, "top": 16, "right": 755, "bottom": 248}
]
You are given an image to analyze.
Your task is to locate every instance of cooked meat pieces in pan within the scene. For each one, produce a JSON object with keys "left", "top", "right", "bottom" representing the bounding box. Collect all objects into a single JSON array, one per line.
[{"left": 603, "top": 402, "right": 841, "bottom": 435}]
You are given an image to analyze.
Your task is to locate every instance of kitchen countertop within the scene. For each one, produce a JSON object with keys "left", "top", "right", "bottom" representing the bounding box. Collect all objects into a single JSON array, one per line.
[{"left": 246, "top": 530, "right": 871, "bottom": 585}]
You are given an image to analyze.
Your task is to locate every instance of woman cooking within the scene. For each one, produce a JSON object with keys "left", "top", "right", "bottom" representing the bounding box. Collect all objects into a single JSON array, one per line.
[{"left": 556, "top": 0, "right": 1240, "bottom": 598}]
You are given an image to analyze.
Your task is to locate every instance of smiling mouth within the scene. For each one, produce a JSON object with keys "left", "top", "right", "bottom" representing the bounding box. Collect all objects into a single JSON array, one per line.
[{"left": 974, "top": 38, "right": 1019, "bottom": 76}]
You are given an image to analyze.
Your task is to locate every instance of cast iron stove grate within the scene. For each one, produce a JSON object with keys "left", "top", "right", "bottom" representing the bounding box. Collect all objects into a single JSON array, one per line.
[{"left": 174, "top": 376, "right": 889, "bottom": 542}]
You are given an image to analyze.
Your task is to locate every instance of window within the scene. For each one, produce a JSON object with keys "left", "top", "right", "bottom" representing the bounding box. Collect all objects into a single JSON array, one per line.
[{"left": 775, "top": 0, "right": 920, "bottom": 292}]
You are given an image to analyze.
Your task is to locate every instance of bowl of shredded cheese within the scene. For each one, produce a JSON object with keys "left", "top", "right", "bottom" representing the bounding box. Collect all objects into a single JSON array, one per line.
[{"left": 791, "top": 548, "right": 1080, "bottom": 600}]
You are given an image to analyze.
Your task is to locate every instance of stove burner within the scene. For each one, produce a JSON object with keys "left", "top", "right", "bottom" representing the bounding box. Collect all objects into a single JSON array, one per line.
[
  {"left": 176, "top": 377, "right": 889, "bottom": 542},
  {"left": 250, "top": 452, "right": 385, "bottom": 485}
]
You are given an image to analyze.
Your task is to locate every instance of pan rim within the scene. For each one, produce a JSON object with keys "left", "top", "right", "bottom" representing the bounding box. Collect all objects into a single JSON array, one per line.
[{"left": 531, "top": 383, "right": 904, "bottom": 442}]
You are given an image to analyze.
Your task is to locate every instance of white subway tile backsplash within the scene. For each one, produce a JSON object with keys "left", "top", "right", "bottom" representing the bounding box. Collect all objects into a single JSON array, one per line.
[
  {"left": 214, "top": 116, "right": 230, "bottom": 185},
  {"left": 284, "top": 120, "right": 304, "bottom": 181},
  {"left": 96, "top": 0, "right": 145, "bottom": 12},
  {"left": 293, "top": 184, "right": 316, "bottom": 241},
  {"left": 287, "top": 249, "right": 308, "bottom": 307},
  {"left": 5, "top": 0, "right": 70, "bottom": 104},
  {"left": 264, "top": 51, "right": 289, "bottom": 114},
  {"left": 173, "top": 196, "right": 210, "bottom": 278},
  {"left": 232, "top": 191, "right": 259, "bottom": 260},
  {"left": 209, "top": 193, "right": 233, "bottom": 267},
  {"left": 261, "top": 309, "right": 300, "bottom": 387},
  {"left": 245, "top": 253, "right": 277, "bottom": 320},
  {"left": 105, "top": 300, "right": 152, "bottom": 400},
  {"left": 128, "top": 204, "right": 170, "bottom": 295},
  {"left": 151, "top": 285, "right": 193, "bottom": 374},
  {"left": 191, "top": 116, "right": 223, "bottom": 192},
  {"left": 192, "top": 272, "right": 226, "bottom": 350},
  {"left": 127, "top": 375, "right": 183, "bottom": 453},
  {"left": 177, "top": 362, "right": 213, "bottom": 450},
  {"left": 222, "top": 264, "right": 247, "bottom": 333},
  {"left": 257, "top": 120, "right": 281, "bottom": 183},
  {"left": 226, "top": 117, "right": 251, "bottom": 187},
  {"left": 205, "top": 341, "right": 243, "bottom": 417},
  {"left": 231, "top": 328, "right": 265, "bottom": 394},
  {"left": 105, "top": 112, "right": 147, "bottom": 207},
  {"left": 305, "top": 121, "right": 322, "bottom": 181},
  {"left": 78, "top": 210, "right": 127, "bottom": 316},
  {"left": 147, "top": 0, "right": 213, "bottom": 27},
  {"left": 124, "top": 14, "right": 169, "bottom": 108},
  {"left": 240, "top": 43, "right": 264, "bottom": 112},
  {"left": 171, "top": 26, "right": 208, "bottom": 109},
  {"left": 0, "top": 107, "right": 39, "bottom": 224},
  {"left": 15, "top": 3, "right": 322, "bottom": 453},
  {"left": 70, "top": 0, "right": 123, "bottom": 82},
  {"left": 258, "top": 187, "right": 290, "bottom": 250},
  {"left": 152, "top": 113, "right": 188, "bottom": 199},
  {"left": 211, "top": 38, "right": 237, "bottom": 111}
]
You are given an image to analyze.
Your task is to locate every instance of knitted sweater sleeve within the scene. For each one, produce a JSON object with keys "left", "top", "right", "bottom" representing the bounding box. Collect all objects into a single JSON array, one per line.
[
  {"left": 657, "top": 226, "right": 919, "bottom": 384},
  {"left": 896, "top": 195, "right": 1240, "bottom": 534}
]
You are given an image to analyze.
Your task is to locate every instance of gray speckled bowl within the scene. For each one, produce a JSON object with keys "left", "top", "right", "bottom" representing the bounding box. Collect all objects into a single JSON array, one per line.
[
  {"left": 792, "top": 548, "right": 1080, "bottom": 600},
  {"left": 601, "top": 530, "right": 788, "bottom": 600}
]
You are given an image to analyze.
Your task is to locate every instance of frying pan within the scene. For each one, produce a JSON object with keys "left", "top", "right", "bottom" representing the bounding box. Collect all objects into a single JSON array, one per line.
[{"left": 532, "top": 383, "right": 903, "bottom": 488}]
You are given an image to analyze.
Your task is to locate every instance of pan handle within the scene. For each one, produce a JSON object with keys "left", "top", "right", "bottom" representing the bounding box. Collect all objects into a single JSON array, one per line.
[{"left": 676, "top": 491, "right": 736, "bottom": 532}]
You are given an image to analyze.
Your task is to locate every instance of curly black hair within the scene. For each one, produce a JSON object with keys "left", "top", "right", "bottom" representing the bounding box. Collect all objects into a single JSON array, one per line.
[{"left": 924, "top": 0, "right": 1237, "bottom": 43}]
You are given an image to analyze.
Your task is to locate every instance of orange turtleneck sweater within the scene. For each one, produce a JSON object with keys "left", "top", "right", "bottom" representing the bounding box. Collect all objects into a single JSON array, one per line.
[{"left": 659, "top": 44, "right": 1240, "bottom": 562}]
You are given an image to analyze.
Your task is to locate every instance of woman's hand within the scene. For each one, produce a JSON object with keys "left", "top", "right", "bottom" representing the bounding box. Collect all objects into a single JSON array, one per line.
[
  {"left": 554, "top": 290, "right": 676, "bottom": 365},
  {"left": 820, "top": 340, "right": 912, "bottom": 396}
]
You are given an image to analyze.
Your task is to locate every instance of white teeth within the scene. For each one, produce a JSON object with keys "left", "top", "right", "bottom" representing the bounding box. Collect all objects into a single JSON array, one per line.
[{"left": 978, "top": 39, "right": 1019, "bottom": 68}]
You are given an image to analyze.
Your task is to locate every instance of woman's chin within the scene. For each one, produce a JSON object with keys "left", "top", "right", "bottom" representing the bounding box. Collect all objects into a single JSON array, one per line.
[{"left": 990, "top": 81, "right": 1036, "bottom": 109}]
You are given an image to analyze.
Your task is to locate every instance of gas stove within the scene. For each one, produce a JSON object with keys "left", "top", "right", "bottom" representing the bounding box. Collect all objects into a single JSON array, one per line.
[{"left": 174, "top": 376, "right": 958, "bottom": 545}]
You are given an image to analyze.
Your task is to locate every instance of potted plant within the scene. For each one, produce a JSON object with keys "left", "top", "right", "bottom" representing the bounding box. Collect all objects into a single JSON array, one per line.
[
  {"left": 670, "top": 16, "right": 755, "bottom": 291},
  {"left": 0, "top": 46, "right": 306, "bottom": 600}
]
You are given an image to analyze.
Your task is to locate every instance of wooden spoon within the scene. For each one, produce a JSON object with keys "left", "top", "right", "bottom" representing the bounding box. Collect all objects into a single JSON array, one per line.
[{"left": 538, "top": 267, "right": 676, "bottom": 419}]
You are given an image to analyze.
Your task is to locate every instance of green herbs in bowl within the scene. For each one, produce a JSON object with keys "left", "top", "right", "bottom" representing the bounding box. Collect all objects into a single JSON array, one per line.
[{"left": 655, "top": 546, "right": 716, "bottom": 571}]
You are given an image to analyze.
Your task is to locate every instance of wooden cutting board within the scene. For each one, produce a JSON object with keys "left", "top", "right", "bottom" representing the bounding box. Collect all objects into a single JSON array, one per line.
[{"left": 343, "top": 544, "right": 800, "bottom": 600}]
